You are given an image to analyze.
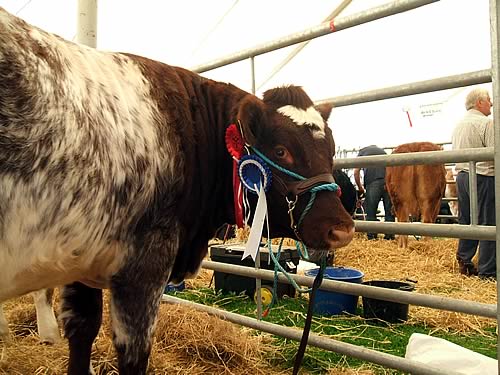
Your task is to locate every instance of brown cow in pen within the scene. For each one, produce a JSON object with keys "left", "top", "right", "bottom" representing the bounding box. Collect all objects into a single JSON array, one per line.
[{"left": 385, "top": 142, "right": 446, "bottom": 248}]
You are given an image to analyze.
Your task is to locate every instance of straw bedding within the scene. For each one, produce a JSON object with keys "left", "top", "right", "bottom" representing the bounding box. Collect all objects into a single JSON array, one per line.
[
  {"left": 0, "top": 235, "right": 496, "bottom": 374},
  {"left": 1, "top": 292, "right": 277, "bottom": 375},
  {"left": 334, "top": 235, "right": 497, "bottom": 333}
]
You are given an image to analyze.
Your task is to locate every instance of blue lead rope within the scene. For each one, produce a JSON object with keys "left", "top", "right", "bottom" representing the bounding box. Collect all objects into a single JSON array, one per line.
[
  {"left": 249, "top": 145, "right": 336, "bottom": 302},
  {"left": 247, "top": 146, "right": 332, "bottom": 375}
]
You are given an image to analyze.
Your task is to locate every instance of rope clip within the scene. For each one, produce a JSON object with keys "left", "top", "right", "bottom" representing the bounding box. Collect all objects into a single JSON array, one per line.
[{"left": 286, "top": 195, "right": 298, "bottom": 228}]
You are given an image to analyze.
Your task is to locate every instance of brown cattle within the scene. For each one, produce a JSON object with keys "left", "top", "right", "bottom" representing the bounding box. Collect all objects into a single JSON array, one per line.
[{"left": 385, "top": 142, "right": 446, "bottom": 248}]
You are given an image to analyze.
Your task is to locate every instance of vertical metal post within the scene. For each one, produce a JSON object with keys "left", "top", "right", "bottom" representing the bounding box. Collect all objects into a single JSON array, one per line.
[
  {"left": 77, "top": 0, "right": 98, "bottom": 48},
  {"left": 252, "top": 54, "right": 261, "bottom": 320},
  {"left": 255, "top": 250, "right": 262, "bottom": 320},
  {"left": 250, "top": 56, "right": 256, "bottom": 95},
  {"left": 468, "top": 162, "right": 478, "bottom": 225},
  {"left": 488, "top": 0, "right": 500, "bottom": 370}
]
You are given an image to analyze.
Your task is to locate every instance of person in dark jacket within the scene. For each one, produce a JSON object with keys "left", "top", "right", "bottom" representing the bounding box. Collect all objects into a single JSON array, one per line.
[{"left": 353, "top": 145, "right": 395, "bottom": 240}]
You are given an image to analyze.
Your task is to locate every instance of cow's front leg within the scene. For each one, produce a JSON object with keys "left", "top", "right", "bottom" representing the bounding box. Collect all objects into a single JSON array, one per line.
[
  {"left": 32, "top": 288, "right": 60, "bottom": 344},
  {"left": 60, "top": 283, "right": 103, "bottom": 375},
  {"left": 110, "top": 231, "right": 175, "bottom": 375},
  {"left": 0, "top": 303, "right": 9, "bottom": 341}
]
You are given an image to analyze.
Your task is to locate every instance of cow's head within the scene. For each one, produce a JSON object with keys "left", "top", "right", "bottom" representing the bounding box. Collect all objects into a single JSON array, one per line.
[{"left": 235, "top": 85, "right": 354, "bottom": 250}]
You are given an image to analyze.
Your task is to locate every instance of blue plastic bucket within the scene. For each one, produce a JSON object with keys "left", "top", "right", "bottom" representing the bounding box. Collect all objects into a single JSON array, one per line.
[
  {"left": 164, "top": 280, "right": 185, "bottom": 293},
  {"left": 305, "top": 267, "right": 364, "bottom": 316}
]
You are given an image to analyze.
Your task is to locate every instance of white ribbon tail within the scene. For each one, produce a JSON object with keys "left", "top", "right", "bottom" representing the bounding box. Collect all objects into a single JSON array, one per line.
[{"left": 242, "top": 184, "right": 267, "bottom": 261}]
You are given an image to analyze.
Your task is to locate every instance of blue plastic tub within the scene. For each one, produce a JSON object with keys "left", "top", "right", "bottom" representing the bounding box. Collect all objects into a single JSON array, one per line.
[
  {"left": 164, "top": 280, "right": 185, "bottom": 293},
  {"left": 305, "top": 267, "right": 364, "bottom": 316}
]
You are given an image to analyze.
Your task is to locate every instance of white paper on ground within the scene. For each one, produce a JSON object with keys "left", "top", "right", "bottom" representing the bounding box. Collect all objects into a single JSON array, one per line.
[{"left": 405, "top": 333, "right": 497, "bottom": 375}]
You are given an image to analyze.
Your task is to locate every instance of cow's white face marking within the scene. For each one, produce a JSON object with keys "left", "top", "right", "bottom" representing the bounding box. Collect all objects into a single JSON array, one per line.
[{"left": 277, "top": 105, "right": 326, "bottom": 138}]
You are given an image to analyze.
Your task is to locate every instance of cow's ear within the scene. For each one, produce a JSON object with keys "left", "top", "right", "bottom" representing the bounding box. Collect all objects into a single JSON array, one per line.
[
  {"left": 237, "top": 95, "right": 266, "bottom": 146},
  {"left": 315, "top": 103, "right": 334, "bottom": 122}
]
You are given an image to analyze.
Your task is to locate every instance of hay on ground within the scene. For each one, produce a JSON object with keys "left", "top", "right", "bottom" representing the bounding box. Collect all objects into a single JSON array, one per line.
[
  {"left": 1, "top": 234, "right": 497, "bottom": 374},
  {"left": 1, "top": 296, "right": 279, "bottom": 375},
  {"left": 334, "top": 236, "right": 497, "bottom": 333}
]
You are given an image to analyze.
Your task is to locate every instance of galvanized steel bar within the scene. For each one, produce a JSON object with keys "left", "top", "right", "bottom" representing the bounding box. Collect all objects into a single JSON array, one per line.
[
  {"left": 316, "top": 70, "right": 491, "bottom": 107},
  {"left": 468, "top": 162, "right": 479, "bottom": 226},
  {"left": 256, "top": 0, "right": 353, "bottom": 91},
  {"left": 354, "top": 221, "right": 495, "bottom": 241},
  {"left": 252, "top": 49, "right": 261, "bottom": 320},
  {"left": 192, "top": 0, "right": 439, "bottom": 73},
  {"left": 442, "top": 197, "right": 457, "bottom": 202},
  {"left": 488, "top": 0, "right": 500, "bottom": 369},
  {"left": 201, "top": 260, "right": 496, "bottom": 318},
  {"left": 333, "top": 147, "right": 493, "bottom": 169},
  {"left": 162, "top": 295, "right": 462, "bottom": 375},
  {"left": 76, "top": 0, "right": 98, "bottom": 48},
  {"left": 250, "top": 56, "right": 256, "bottom": 95},
  {"left": 361, "top": 213, "right": 457, "bottom": 219},
  {"left": 255, "top": 248, "right": 262, "bottom": 320},
  {"left": 338, "top": 143, "right": 454, "bottom": 159}
]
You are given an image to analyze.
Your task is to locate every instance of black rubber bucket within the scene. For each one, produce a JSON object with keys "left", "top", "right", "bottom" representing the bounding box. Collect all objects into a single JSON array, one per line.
[{"left": 362, "top": 280, "right": 415, "bottom": 323}]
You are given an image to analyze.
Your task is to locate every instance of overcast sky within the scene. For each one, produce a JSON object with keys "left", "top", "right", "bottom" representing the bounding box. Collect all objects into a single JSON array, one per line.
[{"left": 0, "top": 0, "right": 493, "bottom": 151}]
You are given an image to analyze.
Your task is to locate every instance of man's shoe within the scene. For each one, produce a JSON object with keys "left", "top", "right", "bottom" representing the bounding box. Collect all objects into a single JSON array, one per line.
[
  {"left": 458, "top": 261, "right": 478, "bottom": 276},
  {"left": 384, "top": 235, "right": 395, "bottom": 240},
  {"left": 479, "top": 274, "right": 496, "bottom": 281}
]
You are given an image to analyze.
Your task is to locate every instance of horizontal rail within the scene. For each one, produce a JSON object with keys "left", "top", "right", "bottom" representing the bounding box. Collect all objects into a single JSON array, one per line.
[
  {"left": 316, "top": 70, "right": 491, "bottom": 107},
  {"left": 163, "top": 295, "right": 458, "bottom": 375},
  {"left": 201, "top": 260, "right": 497, "bottom": 318},
  {"left": 354, "top": 221, "right": 495, "bottom": 240},
  {"left": 334, "top": 147, "right": 493, "bottom": 168},
  {"left": 355, "top": 214, "right": 458, "bottom": 220},
  {"left": 192, "top": 0, "right": 439, "bottom": 73}
]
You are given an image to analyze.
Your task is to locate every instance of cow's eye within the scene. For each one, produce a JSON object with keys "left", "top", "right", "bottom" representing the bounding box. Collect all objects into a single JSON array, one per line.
[{"left": 274, "top": 146, "right": 288, "bottom": 159}]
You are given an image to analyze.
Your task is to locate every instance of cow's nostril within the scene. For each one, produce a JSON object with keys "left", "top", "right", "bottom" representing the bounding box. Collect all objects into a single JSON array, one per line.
[{"left": 326, "top": 227, "right": 354, "bottom": 249}]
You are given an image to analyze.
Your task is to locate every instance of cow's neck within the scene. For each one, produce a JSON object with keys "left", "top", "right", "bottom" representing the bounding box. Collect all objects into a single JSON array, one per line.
[
  {"left": 168, "top": 69, "right": 250, "bottom": 281},
  {"left": 183, "top": 75, "right": 247, "bottom": 229}
]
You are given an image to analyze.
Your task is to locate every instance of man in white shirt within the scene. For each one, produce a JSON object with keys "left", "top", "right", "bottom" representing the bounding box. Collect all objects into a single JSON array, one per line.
[{"left": 452, "top": 88, "right": 495, "bottom": 279}]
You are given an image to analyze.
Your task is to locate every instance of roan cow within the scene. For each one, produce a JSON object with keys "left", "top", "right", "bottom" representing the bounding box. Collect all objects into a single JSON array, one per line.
[
  {"left": 385, "top": 142, "right": 446, "bottom": 248},
  {"left": 0, "top": 8, "right": 354, "bottom": 374}
]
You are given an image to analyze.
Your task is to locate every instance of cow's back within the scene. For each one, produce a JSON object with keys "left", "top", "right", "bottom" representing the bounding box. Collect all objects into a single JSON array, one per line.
[{"left": 0, "top": 7, "right": 186, "bottom": 298}]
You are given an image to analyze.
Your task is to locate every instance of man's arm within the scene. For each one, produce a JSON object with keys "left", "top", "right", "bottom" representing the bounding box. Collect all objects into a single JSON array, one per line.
[
  {"left": 484, "top": 118, "right": 494, "bottom": 147},
  {"left": 353, "top": 168, "right": 365, "bottom": 194}
]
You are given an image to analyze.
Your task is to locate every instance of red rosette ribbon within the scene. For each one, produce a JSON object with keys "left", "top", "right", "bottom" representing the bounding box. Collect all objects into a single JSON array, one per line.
[
  {"left": 225, "top": 124, "right": 245, "bottom": 160},
  {"left": 225, "top": 124, "right": 245, "bottom": 228}
]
